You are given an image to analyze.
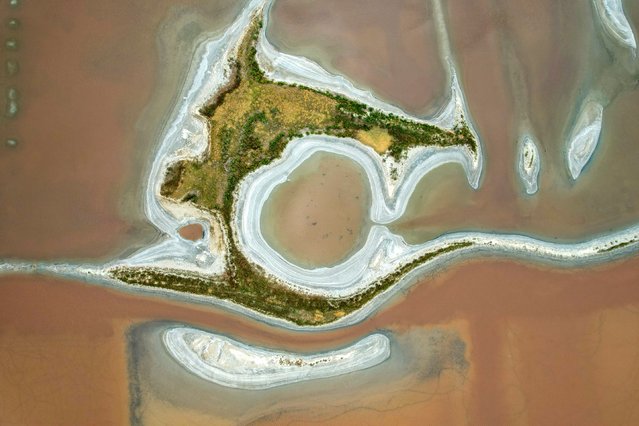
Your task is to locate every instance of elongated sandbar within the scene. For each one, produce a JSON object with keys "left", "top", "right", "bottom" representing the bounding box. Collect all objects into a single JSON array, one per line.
[{"left": 163, "top": 327, "right": 390, "bottom": 389}]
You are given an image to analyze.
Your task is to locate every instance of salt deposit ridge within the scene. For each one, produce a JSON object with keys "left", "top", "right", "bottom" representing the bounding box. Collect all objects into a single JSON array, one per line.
[
  {"left": 163, "top": 327, "right": 390, "bottom": 389},
  {"left": 1, "top": 0, "right": 639, "bottom": 327},
  {"left": 566, "top": 100, "right": 604, "bottom": 180},
  {"left": 234, "top": 133, "right": 639, "bottom": 296},
  {"left": 236, "top": 135, "right": 477, "bottom": 296}
]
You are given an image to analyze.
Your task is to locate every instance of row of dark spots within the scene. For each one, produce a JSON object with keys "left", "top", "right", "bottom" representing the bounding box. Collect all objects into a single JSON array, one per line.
[
  {"left": 300, "top": 161, "right": 364, "bottom": 241},
  {"left": 4, "top": 0, "right": 21, "bottom": 148}
]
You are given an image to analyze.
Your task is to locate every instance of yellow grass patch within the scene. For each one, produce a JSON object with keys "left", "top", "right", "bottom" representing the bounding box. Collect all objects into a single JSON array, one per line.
[{"left": 356, "top": 127, "right": 392, "bottom": 153}]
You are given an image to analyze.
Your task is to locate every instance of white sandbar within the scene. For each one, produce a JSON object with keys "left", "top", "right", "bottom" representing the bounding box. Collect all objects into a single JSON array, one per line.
[
  {"left": 566, "top": 99, "right": 603, "bottom": 180},
  {"left": 163, "top": 327, "right": 390, "bottom": 389},
  {"left": 592, "top": 0, "right": 637, "bottom": 52}
]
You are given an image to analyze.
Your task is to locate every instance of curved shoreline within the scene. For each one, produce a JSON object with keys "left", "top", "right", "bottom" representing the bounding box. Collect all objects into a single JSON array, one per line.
[
  {"left": 235, "top": 135, "right": 478, "bottom": 295},
  {"left": 105, "top": 0, "right": 483, "bottom": 277},
  {"left": 1, "top": 0, "right": 639, "bottom": 330},
  {"left": 592, "top": 0, "right": 637, "bottom": 52},
  {"left": 103, "top": 0, "right": 485, "bottom": 282},
  {"left": 109, "top": 0, "right": 268, "bottom": 276},
  {"left": 566, "top": 99, "right": 603, "bottom": 180},
  {"left": 162, "top": 327, "right": 390, "bottom": 389},
  {"left": 1, "top": 222, "right": 638, "bottom": 332}
]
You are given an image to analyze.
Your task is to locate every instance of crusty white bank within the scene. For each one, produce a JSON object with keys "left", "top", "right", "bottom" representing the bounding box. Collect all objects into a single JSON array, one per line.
[{"left": 163, "top": 327, "right": 390, "bottom": 389}]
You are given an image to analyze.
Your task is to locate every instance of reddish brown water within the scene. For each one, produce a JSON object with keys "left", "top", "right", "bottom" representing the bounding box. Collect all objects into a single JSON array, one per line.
[
  {"left": 390, "top": 0, "right": 639, "bottom": 244},
  {"left": 178, "top": 223, "right": 204, "bottom": 241},
  {"left": 2, "top": 253, "right": 639, "bottom": 424},
  {"left": 267, "top": 0, "right": 639, "bottom": 244},
  {"left": 2, "top": 0, "right": 639, "bottom": 424}
]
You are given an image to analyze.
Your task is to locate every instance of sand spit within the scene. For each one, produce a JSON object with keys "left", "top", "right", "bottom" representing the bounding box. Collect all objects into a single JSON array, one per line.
[
  {"left": 566, "top": 99, "right": 603, "bottom": 180},
  {"left": 163, "top": 327, "right": 390, "bottom": 389},
  {"left": 1, "top": 218, "right": 639, "bottom": 332},
  {"left": 592, "top": 0, "right": 637, "bottom": 52},
  {"left": 518, "top": 134, "right": 540, "bottom": 195}
]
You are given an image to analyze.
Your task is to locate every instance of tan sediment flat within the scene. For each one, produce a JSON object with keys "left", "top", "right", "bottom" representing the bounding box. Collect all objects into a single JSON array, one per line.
[
  {"left": 375, "top": 257, "right": 639, "bottom": 425},
  {"left": 244, "top": 321, "right": 473, "bottom": 426},
  {"left": 4, "top": 250, "right": 639, "bottom": 423},
  {"left": 260, "top": 152, "right": 370, "bottom": 267}
]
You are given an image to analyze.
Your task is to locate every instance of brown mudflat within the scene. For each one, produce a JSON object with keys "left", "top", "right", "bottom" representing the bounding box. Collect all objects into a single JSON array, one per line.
[
  {"left": 260, "top": 152, "right": 370, "bottom": 267},
  {"left": 178, "top": 223, "right": 204, "bottom": 241}
]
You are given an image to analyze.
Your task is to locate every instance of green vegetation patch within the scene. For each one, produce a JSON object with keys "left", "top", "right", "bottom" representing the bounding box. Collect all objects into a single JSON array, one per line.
[
  {"left": 113, "top": 17, "right": 479, "bottom": 325},
  {"left": 599, "top": 239, "right": 637, "bottom": 253},
  {"left": 112, "top": 241, "right": 473, "bottom": 326},
  {"left": 160, "top": 18, "right": 476, "bottom": 218}
]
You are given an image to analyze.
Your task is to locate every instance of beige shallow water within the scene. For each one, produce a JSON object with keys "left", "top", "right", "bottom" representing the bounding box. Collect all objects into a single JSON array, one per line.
[
  {"left": 0, "top": 0, "right": 244, "bottom": 260},
  {"left": 4, "top": 251, "right": 639, "bottom": 424},
  {"left": 260, "top": 152, "right": 371, "bottom": 267}
]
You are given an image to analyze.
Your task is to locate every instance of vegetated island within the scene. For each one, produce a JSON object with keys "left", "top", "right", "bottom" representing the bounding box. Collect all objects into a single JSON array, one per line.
[{"left": 111, "top": 18, "right": 477, "bottom": 326}]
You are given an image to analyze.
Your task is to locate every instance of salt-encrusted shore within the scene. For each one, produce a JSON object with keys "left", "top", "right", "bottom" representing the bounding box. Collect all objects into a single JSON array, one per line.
[
  {"left": 517, "top": 134, "right": 540, "bottom": 194},
  {"left": 1, "top": 220, "right": 638, "bottom": 332},
  {"left": 592, "top": 0, "right": 637, "bottom": 52},
  {"left": 566, "top": 99, "right": 603, "bottom": 180},
  {"left": 2, "top": 0, "right": 639, "bottom": 330},
  {"left": 234, "top": 133, "right": 639, "bottom": 296},
  {"left": 104, "top": 0, "right": 270, "bottom": 276},
  {"left": 163, "top": 327, "right": 390, "bottom": 389},
  {"left": 235, "top": 135, "right": 478, "bottom": 296}
]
